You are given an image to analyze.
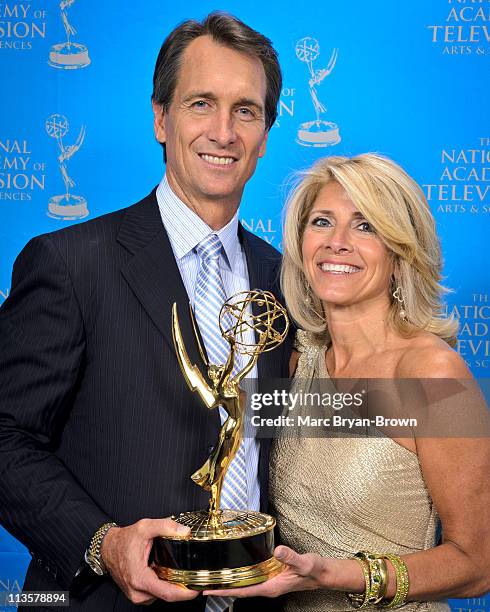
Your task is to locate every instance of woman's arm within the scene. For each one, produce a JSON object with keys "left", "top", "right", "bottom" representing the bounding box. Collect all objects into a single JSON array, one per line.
[{"left": 392, "top": 347, "right": 490, "bottom": 599}]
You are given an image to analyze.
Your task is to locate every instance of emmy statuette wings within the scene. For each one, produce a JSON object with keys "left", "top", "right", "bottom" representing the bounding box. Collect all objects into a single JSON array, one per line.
[{"left": 172, "top": 302, "right": 216, "bottom": 411}]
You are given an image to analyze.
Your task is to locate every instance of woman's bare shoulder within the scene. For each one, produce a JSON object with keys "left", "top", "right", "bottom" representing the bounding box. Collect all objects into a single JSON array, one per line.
[{"left": 395, "top": 332, "right": 471, "bottom": 378}]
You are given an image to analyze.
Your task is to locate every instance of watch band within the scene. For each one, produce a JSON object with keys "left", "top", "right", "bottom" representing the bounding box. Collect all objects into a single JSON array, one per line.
[{"left": 84, "top": 522, "right": 118, "bottom": 576}]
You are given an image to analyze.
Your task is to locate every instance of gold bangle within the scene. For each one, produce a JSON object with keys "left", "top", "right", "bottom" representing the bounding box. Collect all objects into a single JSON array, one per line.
[
  {"left": 357, "top": 552, "right": 388, "bottom": 606},
  {"left": 365, "top": 552, "right": 388, "bottom": 605},
  {"left": 348, "top": 555, "right": 370, "bottom": 609},
  {"left": 347, "top": 551, "right": 389, "bottom": 609},
  {"left": 382, "top": 554, "right": 409, "bottom": 609}
]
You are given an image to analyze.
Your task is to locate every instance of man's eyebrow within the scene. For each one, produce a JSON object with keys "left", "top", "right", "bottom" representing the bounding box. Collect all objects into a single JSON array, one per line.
[
  {"left": 182, "top": 92, "right": 264, "bottom": 111},
  {"left": 182, "top": 91, "right": 217, "bottom": 103},
  {"left": 234, "top": 97, "right": 264, "bottom": 111}
]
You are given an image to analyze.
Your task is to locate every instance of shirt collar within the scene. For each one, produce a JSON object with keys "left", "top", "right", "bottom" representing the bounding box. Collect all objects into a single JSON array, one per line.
[{"left": 156, "top": 175, "right": 240, "bottom": 271}]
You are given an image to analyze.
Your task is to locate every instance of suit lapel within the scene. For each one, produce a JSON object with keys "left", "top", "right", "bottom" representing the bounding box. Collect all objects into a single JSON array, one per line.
[
  {"left": 240, "top": 226, "right": 284, "bottom": 380},
  {"left": 117, "top": 190, "right": 203, "bottom": 369},
  {"left": 240, "top": 226, "right": 282, "bottom": 512}
]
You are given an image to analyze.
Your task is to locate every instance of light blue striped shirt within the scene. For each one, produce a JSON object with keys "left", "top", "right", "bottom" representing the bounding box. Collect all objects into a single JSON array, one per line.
[{"left": 156, "top": 175, "right": 260, "bottom": 511}]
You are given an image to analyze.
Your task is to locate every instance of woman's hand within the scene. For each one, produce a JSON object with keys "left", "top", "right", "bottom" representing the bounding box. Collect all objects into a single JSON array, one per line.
[{"left": 204, "top": 545, "right": 336, "bottom": 599}]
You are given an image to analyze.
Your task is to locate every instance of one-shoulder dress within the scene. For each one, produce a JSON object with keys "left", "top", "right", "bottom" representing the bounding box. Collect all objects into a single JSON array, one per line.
[{"left": 269, "top": 330, "right": 449, "bottom": 612}]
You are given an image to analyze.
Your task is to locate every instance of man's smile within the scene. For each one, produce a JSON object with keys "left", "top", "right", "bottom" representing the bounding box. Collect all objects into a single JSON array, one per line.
[{"left": 199, "top": 153, "right": 238, "bottom": 166}]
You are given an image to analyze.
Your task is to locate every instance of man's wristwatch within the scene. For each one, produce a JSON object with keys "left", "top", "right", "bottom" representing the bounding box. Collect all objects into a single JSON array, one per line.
[{"left": 84, "top": 522, "right": 118, "bottom": 576}]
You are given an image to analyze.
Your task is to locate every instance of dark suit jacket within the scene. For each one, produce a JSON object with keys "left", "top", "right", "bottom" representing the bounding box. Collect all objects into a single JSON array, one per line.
[{"left": 0, "top": 190, "right": 292, "bottom": 611}]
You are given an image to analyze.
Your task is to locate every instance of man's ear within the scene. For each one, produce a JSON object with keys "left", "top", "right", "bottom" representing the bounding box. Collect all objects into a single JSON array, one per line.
[
  {"left": 258, "top": 130, "right": 268, "bottom": 159},
  {"left": 152, "top": 101, "right": 166, "bottom": 144}
]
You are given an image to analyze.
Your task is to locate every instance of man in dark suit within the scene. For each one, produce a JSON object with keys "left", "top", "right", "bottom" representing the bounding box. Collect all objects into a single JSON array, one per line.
[{"left": 0, "top": 12, "right": 290, "bottom": 611}]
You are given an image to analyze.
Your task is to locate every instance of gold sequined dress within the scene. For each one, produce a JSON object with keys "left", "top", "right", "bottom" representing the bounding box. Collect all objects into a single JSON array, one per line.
[{"left": 269, "top": 330, "right": 449, "bottom": 612}]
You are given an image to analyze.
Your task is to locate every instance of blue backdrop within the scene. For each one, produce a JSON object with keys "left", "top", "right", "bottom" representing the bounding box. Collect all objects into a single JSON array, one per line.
[{"left": 0, "top": 0, "right": 489, "bottom": 609}]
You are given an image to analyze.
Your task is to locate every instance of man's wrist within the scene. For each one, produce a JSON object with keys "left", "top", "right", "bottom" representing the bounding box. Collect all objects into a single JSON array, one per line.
[
  {"left": 85, "top": 522, "right": 118, "bottom": 576},
  {"left": 100, "top": 523, "right": 121, "bottom": 570}
]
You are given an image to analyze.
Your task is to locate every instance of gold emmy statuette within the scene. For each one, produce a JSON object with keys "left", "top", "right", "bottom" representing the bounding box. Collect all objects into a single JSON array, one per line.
[{"left": 150, "top": 290, "right": 289, "bottom": 589}]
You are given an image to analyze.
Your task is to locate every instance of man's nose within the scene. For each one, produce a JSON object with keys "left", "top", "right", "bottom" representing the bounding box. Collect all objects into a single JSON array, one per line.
[{"left": 207, "top": 110, "right": 237, "bottom": 147}]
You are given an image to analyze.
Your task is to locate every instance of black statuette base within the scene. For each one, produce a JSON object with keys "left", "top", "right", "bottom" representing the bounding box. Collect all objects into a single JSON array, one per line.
[{"left": 150, "top": 510, "right": 282, "bottom": 589}]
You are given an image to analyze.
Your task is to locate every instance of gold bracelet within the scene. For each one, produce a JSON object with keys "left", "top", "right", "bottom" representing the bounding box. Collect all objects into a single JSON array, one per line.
[
  {"left": 382, "top": 554, "right": 409, "bottom": 609},
  {"left": 347, "top": 551, "right": 389, "bottom": 609},
  {"left": 348, "top": 555, "right": 370, "bottom": 609},
  {"left": 357, "top": 552, "right": 388, "bottom": 606},
  {"left": 363, "top": 552, "right": 388, "bottom": 605}
]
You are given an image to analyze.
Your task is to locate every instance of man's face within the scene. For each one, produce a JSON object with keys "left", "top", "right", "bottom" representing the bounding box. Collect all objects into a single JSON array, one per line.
[{"left": 153, "top": 35, "right": 268, "bottom": 214}]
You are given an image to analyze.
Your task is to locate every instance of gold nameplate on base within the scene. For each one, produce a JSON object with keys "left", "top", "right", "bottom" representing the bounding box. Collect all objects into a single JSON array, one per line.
[{"left": 150, "top": 291, "right": 289, "bottom": 589}]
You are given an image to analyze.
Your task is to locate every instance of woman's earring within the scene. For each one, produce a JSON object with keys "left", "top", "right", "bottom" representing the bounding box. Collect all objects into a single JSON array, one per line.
[
  {"left": 305, "top": 283, "right": 326, "bottom": 322},
  {"left": 392, "top": 286, "right": 407, "bottom": 321},
  {"left": 305, "top": 284, "right": 312, "bottom": 306}
]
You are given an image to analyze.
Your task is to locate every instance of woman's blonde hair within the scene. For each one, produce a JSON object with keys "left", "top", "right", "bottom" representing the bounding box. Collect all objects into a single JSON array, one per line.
[{"left": 281, "top": 153, "right": 458, "bottom": 346}]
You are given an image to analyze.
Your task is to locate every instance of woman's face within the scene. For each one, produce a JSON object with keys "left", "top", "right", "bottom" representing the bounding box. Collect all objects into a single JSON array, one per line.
[{"left": 301, "top": 181, "right": 393, "bottom": 310}]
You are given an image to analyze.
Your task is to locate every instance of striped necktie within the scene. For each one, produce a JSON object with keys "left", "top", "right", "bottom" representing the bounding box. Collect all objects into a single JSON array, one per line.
[{"left": 194, "top": 234, "right": 247, "bottom": 612}]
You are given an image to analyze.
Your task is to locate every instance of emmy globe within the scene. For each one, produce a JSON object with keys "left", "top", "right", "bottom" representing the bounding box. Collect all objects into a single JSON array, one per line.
[{"left": 151, "top": 290, "right": 289, "bottom": 589}]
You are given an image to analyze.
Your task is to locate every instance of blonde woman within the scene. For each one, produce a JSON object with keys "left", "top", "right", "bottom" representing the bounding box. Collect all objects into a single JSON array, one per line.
[{"left": 205, "top": 154, "right": 490, "bottom": 610}]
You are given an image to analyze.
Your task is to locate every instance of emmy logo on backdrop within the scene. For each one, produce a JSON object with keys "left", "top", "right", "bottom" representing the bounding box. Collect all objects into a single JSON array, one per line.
[
  {"left": 296, "top": 37, "right": 340, "bottom": 147},
  {"left": 45, "top": 114, "right": 89, "bottom": 220},
  {"left": 48, "top": 0, "right": 91, "bottom": 69}
]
